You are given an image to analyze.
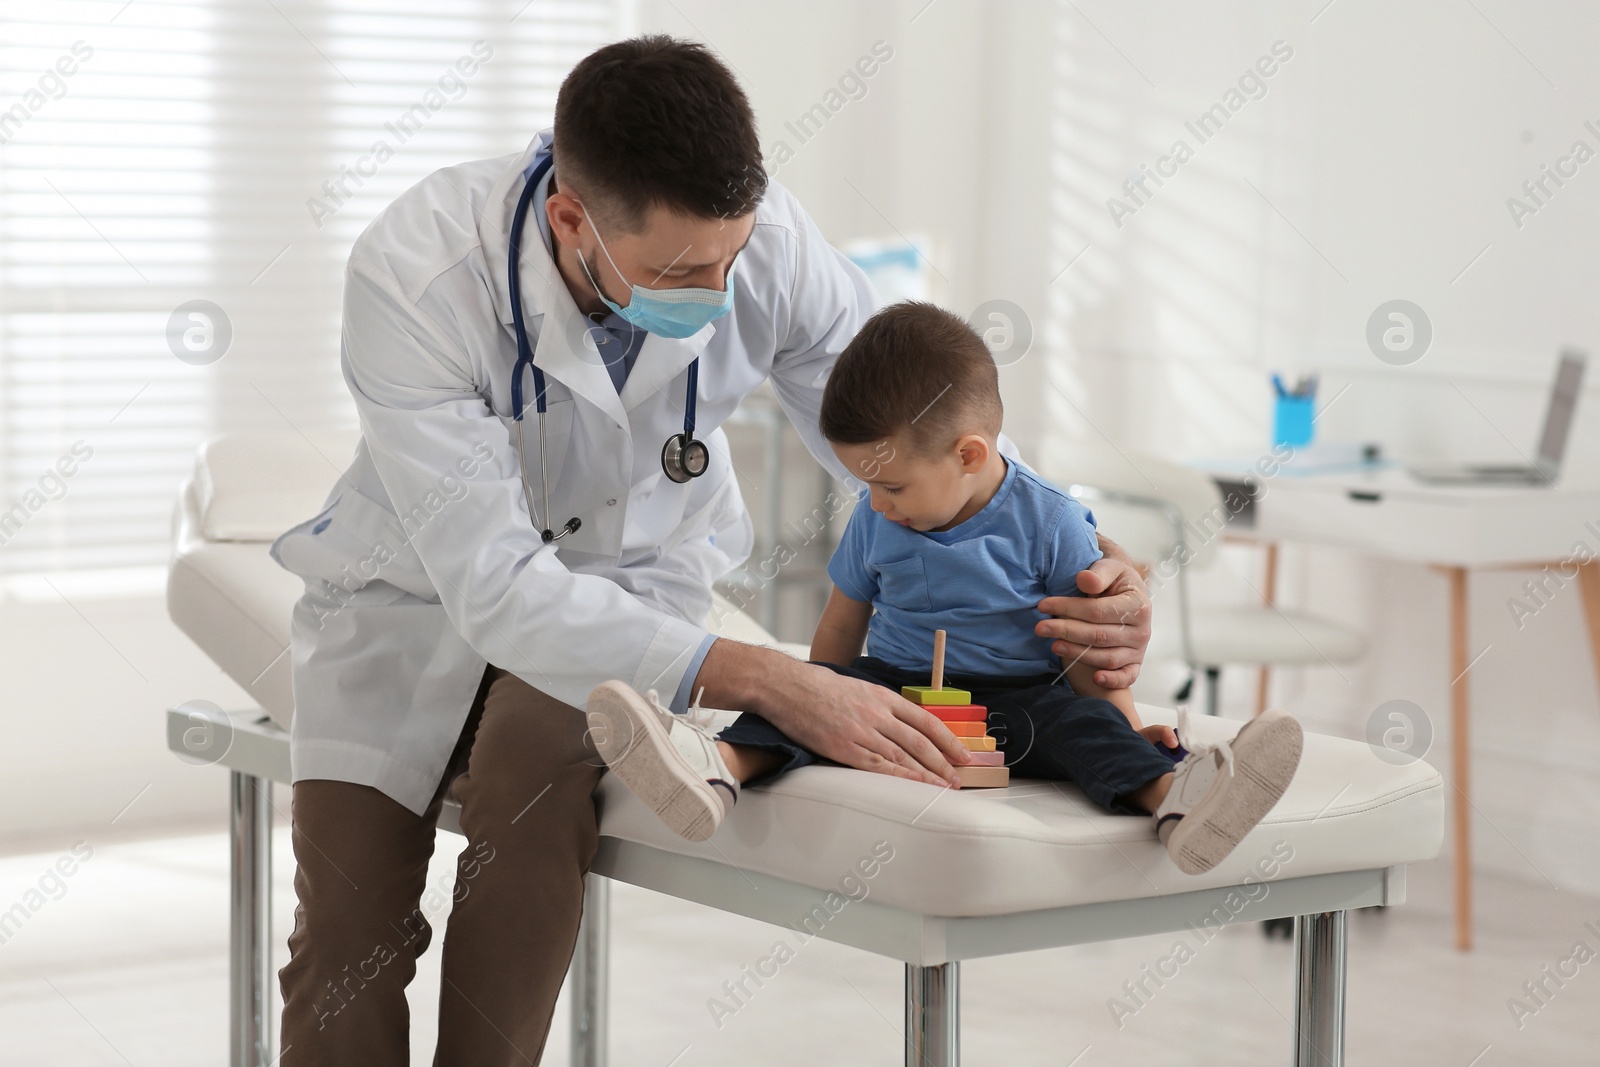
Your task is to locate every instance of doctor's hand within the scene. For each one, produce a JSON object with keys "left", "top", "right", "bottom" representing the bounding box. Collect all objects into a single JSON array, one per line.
[
  {"left": 774, "top": 670, "right": 974, "bottom": 788},
  {"left": 1036, "top": 539, "right": 1153, "bottom": 690},
  {"left": 695, "top": 642, "right": 970, "bottom": 787}
]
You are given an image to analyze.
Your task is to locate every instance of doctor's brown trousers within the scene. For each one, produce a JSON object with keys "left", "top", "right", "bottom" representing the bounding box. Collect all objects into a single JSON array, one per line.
[{"left": 278, "top": 664, "right": 604, "bottom": 1066}]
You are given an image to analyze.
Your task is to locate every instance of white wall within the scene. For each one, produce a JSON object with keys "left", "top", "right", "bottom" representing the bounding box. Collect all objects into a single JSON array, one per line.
[{"left": 0, "top": 596, "right": 254, "bottom": 853}]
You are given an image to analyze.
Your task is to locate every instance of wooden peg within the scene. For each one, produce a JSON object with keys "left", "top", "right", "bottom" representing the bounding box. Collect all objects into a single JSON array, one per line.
[{"left": 932, "top": 629, "right": 947, "bottom": 690}]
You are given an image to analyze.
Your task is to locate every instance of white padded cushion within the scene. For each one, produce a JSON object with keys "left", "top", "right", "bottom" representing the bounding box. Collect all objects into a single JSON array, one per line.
[
  {"left": 168, "top": 482, "right": 301, "bottom": 724},
  {"left": 596, "top": 711, "right": 1442, "bottom": 916},
  {"left": 706, "top": 591, "right": 811, "bottom": 661},
  {"left": 194, "top": 432, "right": 357, "bottom": 542}
]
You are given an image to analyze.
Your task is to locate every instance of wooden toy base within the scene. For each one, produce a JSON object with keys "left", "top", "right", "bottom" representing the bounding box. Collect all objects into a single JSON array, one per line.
[{"left": 956, "top": 765, "right": 1009, "bottom": 788}]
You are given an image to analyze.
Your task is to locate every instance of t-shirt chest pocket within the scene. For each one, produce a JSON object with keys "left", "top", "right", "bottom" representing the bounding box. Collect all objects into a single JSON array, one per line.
[{"left": 875, "top": 556, "right": 933, "bottom": 612}]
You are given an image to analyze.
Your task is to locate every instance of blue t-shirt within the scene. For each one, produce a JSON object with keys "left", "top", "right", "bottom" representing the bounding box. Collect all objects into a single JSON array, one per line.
[{"left": 826, "top": 457, "right": 1103, "bottom": 677}]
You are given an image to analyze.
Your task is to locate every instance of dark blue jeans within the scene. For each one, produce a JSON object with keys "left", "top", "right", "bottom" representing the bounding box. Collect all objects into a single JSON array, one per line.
[{"left": 717, "top": 657, "right": 1180, "bottom": 814}]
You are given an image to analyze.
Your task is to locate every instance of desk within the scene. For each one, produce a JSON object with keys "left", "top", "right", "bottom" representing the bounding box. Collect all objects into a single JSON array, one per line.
[{"left": 1199, "top": 459, "right": 1600, "bottom": 951}]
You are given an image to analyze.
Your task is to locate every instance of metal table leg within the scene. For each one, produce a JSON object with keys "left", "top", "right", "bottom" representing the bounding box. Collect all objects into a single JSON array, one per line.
[
  {"left": 570, "top": 873, "right": 610, "bottom": 1067},
  {"left": 230, "top": 771, "right": 273, "bottom": 1067},
  {"left": 1293, "top": 911, "right": 1347, "bottom": 1067},
  {"left": 905, "top": 962, "right": 958, "bottom": 1067}
]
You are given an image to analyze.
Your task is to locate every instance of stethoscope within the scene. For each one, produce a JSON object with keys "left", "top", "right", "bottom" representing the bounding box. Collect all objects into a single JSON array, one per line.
[{"left": 507, "top": 151, "right": 710, "bottom": 543}]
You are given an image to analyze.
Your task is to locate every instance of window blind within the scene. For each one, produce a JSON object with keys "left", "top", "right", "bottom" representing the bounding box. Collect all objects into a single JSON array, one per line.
[{"left": 0, "top": 0, "right": 625, "bottom": 599}]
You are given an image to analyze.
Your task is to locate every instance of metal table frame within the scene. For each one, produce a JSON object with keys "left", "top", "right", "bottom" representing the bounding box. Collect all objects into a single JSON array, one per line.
[{"left": 171, "top": 708, "right": 1380, "bottom": 1067}]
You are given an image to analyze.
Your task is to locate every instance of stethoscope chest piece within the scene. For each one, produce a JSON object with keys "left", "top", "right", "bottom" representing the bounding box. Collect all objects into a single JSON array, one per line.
[{"left": 661, "top": 433, "right": 710, "bottom": 483}]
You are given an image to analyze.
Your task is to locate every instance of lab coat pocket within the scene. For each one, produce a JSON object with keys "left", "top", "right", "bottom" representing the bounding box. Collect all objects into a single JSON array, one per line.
[
  {"left": 309, "top": 485, "right": 436, "bottom": 600},
  {"left": 501, "top": 396, "right": 576, "bottom": 502},
  {"left": 876, "top": 556, "right": 933, "bottom": 612}
]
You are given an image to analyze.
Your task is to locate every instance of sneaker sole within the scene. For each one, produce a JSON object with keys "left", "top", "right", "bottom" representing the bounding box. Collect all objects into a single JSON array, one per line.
[
  {"left": 1166, "top": 711, "right": 1303, "bottom": 875},
  {"left": 585, "top": 682, "right": 724, "bottom": 843}
]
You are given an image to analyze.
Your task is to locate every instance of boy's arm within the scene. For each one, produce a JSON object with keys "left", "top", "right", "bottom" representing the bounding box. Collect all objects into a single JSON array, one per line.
[
  {"left": 1064, "top": 659, "right": 1142, "bottom": 728},
  {"left": 1067, "top": 662, "right": 1178, "bottom": 750},
  {"left": 810, "top": 586, "right": 872, "bottom": 665},
  {"left": 1046, "top": 499, "right": 1159, "bottom": 736}
]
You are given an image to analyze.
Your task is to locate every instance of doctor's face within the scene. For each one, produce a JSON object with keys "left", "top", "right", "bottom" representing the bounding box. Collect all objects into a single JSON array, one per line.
[
  {"left": 547, "top": 190, "right": 755, "bottom": 308},
  {"left": 830, "top": 432, "right": 992, "bottom": 533}
]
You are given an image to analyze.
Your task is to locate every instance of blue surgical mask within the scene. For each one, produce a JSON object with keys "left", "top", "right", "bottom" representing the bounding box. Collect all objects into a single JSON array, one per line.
[{"left": 575, "top": 203, "right": 734, "bottom": 339}]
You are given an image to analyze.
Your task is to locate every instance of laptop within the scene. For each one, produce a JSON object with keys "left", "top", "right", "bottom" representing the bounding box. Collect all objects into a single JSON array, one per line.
[{"left": 1407, "top": 347, "right": 1587, "bottom": 486}]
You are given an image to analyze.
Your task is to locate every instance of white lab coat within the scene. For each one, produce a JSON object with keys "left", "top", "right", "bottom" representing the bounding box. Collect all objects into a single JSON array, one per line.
[{"left": 269, "top": 130, "right": 877, "bottom": 815}]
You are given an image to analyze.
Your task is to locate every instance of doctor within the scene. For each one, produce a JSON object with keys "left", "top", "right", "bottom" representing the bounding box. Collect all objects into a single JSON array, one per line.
[{"left": 270, "top": 35, "right": 1154, "bottom": 1065}]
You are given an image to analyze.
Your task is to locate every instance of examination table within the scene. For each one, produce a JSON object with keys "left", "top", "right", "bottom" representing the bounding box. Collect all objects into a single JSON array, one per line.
[{"left": 164, "top": 433, "right": 1444, "bottom": 1067}]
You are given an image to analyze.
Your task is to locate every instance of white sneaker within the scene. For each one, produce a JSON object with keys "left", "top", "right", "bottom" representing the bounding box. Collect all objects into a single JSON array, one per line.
[
  {"left": 585, "top": 681, "right": 739, "bottom": 843},
  {"left": 1154, "top": 707, "right": 1303, "bottom": 875}
]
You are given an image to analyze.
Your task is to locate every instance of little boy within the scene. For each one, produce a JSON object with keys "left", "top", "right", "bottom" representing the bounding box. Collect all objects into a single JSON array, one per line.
[{"left": 586, "top": 301, "right": 1302, "bottom": 875}]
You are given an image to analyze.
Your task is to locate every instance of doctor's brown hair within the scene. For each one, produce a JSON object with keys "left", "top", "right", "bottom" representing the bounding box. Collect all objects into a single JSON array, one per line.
[
  {"left": 554, "top": 36, "right": 766, "bottom": 230},
  {"left": 821, "top": 301, "right": 1003, "bottom": 457}
]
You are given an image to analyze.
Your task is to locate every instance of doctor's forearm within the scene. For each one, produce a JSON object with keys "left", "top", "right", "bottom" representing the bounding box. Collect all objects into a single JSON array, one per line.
[{"left": 691, "top": 638, "right": 813, "bottom": 718}]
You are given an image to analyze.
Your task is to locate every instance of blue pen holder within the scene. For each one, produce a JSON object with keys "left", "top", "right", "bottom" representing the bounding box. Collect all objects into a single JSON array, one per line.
[{"left": 1273, "top": 394, "right": 1315, "bottom": 448}]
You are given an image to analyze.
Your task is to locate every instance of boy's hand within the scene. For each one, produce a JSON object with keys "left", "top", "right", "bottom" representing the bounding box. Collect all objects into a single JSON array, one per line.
[
  {"left": 1037, "top": 545, "right": 1152, "bottom": 689},
  {"left": 1138, "top": 723, "right": 1179, "bottom": 750}
]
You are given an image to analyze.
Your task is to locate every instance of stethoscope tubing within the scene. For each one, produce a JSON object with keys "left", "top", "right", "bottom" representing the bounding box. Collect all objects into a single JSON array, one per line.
[{"left": 506, "top": 151, "right": 706, "bottom": 537}]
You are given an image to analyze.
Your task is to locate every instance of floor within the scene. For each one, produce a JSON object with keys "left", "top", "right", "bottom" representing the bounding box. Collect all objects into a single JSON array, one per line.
[{"left": 1, "top": 822, "right": 1596, "bottom": 1066}]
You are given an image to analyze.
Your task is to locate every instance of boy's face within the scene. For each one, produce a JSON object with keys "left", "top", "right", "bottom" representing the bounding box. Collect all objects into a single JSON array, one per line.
[{"left": 830, "top": 431, "right": 990, "bottom": 532}]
